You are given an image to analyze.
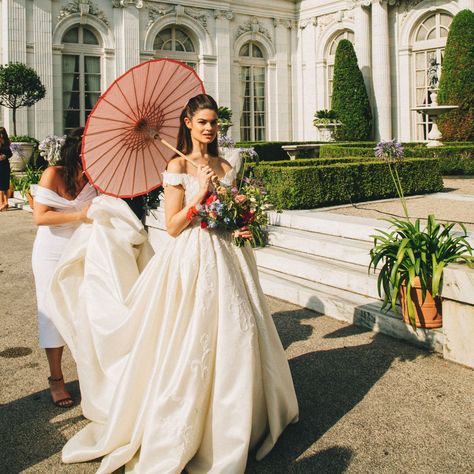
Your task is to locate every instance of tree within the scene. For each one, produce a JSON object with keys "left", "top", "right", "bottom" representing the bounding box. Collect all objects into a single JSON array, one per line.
[
  {"left": 0, "top": 62, "right": 46, "bottom": 135},
  {"left": 331, "top": 40, "right": 372, "bottom": 141},
  {"left": 438, "top": 9, "right": 474, "bottom": 141}
]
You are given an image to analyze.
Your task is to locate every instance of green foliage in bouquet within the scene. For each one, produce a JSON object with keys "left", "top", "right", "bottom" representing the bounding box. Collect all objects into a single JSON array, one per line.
[
  {"left": 438, "top": 9, "right": 474, "bottom": 141},
  {"left": 331, "top": 40, "right": 372, "bottom": 141}
]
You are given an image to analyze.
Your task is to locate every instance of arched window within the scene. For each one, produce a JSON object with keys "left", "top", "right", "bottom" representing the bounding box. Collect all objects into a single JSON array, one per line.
[
  {"left": 326, "top": 31, "right": 354, "bottom": 108},
  {"left": 62, "top": 26, "right": 102, "bottom": 134},
  {"left": 412, "top": 12, "right": 452, "bottom": 140},
  {"left": 239, "top": 41, "right": 266, "bottom": 141},
  {"left": 154, "top": 26, "right": 198, "bottom": 69}
]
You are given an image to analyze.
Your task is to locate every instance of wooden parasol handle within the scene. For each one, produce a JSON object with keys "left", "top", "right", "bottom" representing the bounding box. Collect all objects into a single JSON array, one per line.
[{"left": 159, "top": 137, "right": 220, "bottom": 187}]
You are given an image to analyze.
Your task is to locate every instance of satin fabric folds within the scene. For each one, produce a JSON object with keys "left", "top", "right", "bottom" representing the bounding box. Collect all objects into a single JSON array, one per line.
[{"left": 46, "top": 181, "right": 298, "bottom": 473}]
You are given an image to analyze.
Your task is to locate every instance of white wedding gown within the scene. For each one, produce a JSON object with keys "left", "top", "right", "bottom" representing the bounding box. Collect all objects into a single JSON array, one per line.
[{"left": 46, "top": 169, "right": 299, "bottom": 474}]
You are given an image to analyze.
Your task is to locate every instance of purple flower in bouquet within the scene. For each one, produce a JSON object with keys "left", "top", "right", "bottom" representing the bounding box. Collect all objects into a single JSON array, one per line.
[{"left": 374, "top": 139, "right": 404, "bottom": 163}]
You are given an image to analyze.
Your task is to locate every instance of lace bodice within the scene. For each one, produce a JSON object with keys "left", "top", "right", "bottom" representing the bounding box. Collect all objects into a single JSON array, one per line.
[{"left": 162, "top": 168, "right": 237, "bottom": 205}]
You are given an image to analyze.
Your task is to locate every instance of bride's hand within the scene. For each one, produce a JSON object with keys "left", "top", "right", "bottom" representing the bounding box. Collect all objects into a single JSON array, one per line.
[
  {"left": 234, "top": 226, "right": 253, "bottom": 240},
  {"left": 197, "top": 165, "right": 217, "bottom": 194},
  {"left": 77, "top": 205, "right": 93, "bottom": 224}
]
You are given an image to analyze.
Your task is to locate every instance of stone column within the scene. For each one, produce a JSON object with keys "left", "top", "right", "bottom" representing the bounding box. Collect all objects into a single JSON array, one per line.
[
  {"left": 398, "top": 47, "right": 411, "bottom": 142},
  {"left": 33, "top": 0, "right": 54, "bottom": 139},
  {"left": 214, "top": 10, "right": 233, "bottom": 110},
  {"left": 371, "top": 0, "right": 392, "bottom": 140},
  {"left": 458, "top": 0, "right": 474, "bottom": 10},
  {"left": 273, "top": 19, "right": 292, "bottom": 140},
  {"left": 1, "top": 0, "right": 28, "bottom": 134},
  {"left": 113, "top": 3, "right": 140, "bottom": 77},
  {"left": 353, "top": 1, "right": 372, "bottom": 102}
]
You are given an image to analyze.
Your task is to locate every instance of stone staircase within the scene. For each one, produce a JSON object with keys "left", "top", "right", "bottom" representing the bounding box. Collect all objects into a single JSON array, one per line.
[{"left": 146, "top": 207, "right": 445, "bottom": 353}]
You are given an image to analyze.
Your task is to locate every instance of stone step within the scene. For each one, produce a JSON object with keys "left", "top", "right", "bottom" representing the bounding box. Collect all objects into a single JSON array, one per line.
[
  {"left": 256, "top": 246, "right": 380, "bottom": 300},
  {"left": 268, "top": 210, "right": 387, "bottom": 242},
  {"left": 258, "top": 267, "right": 444, "bottom": 353},
  {"left": 267, "top": 225, "right": 372, "bottom": 266}
]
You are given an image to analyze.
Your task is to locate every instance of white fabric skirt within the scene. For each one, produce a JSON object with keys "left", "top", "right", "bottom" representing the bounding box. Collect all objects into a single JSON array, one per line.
[{"left": 32, "top": 223, "right": 78, "bottom": 348}]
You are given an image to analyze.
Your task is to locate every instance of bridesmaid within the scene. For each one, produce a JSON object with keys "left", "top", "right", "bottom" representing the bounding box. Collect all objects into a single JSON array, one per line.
[
  {"left": 0, "top": 127, "right": 13, "bottom": 212},
  {"left": 32, "top": 127, "right": 96, "bottom": 408}
]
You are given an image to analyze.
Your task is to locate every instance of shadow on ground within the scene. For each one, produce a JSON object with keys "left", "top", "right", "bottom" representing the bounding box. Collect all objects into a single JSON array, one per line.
[{"left": 246, "top": 307, "right": 422, "bottom": 473}]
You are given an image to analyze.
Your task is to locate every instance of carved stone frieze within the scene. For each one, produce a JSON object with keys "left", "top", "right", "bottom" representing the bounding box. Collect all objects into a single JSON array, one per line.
[
  {"left": 235, "top": 17, "right": 272, "bottom": 41},
  {"left": 273, "top": 18, "right": 293, "bottom": 29},
  {"left": 112, "top": 0, "right": 144, "bottom": 8},
  {"left": 59, "top": 0, "right": 109, "bottom": 25},
  {"left": 147, "top": 3, "right": 175, "bottom": 27},
  {"left": 184, "top": 7, "right": 211, "bottom": 32},
  {"left": 214, "top": 9, "right": 234, "bottom": 21}
]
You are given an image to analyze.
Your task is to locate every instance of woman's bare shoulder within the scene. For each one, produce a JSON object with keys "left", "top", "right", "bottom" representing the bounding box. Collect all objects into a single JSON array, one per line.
[
  {"left": 215, "top": 156, "right": 233, "bottom": 173},
  {"left": 38, "top": 166, "right": 63, "bottom": 189},
  {"left": 166, "top": 157, "right": 187, "bottom": 174}
]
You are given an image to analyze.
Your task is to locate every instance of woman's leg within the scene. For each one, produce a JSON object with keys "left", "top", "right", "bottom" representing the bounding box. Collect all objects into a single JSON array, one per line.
[
  {"left": 45, "top": 346, "right": 74, "bottom": 407},
  {"left": 0, "top": 190, "right": 6, "bottom": 210}
]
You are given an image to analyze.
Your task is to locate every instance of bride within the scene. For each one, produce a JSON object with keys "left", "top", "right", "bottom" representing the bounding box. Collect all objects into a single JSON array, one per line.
[{"left": 47, "top": 94, "right": 298, "bottom": 473}]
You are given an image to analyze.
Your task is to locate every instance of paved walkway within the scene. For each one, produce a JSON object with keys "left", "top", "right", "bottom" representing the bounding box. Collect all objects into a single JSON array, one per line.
[
  {"left": 1, "top": 201, "right": 474, "bottom": 473},
  {"left": 326, "top": 177, "right": 474, "bottom": 231}
]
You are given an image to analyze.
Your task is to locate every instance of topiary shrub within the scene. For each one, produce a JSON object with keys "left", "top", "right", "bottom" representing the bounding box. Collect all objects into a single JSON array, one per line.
[
  {"left": 331, "top": 40, "right": 372, "bottom": 141},
  {"left": 438, "top": 9, "right": 474, "bottom": 141},
  {"left": 0, "top": 63, "right": 46, "bottom": 135}
]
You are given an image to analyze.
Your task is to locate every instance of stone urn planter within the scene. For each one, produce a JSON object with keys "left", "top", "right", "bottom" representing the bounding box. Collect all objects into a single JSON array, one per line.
[
  {"left": 313, "top": 122, "right": 340, "bottom": 142},
  {"left": 9, "top": 142, "right": 35, "bottom": 172}
]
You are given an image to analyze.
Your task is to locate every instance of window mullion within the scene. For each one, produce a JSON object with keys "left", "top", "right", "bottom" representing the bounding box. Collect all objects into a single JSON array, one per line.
[{"left": 79, "top": 54, "right": 85, "bottom": 126}]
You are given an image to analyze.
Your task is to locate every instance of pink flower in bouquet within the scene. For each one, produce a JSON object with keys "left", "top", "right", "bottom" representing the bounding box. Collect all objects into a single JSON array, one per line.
[{"left": 234, "top": 194, "right": 247, "bottom": 205}]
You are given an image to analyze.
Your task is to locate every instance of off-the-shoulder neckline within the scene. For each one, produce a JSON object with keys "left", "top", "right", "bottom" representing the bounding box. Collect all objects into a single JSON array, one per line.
[
  {"left": 163, "top": 168, "right": 235, "bottom": 181},
  {"left": 37, "top": 183, "right": 93, "bottom": 202}
]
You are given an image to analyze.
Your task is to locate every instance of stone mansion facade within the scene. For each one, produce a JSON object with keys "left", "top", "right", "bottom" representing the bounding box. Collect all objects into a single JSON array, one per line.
[{"left": 0, "top": 0, "right": 473, "bottom": 142}]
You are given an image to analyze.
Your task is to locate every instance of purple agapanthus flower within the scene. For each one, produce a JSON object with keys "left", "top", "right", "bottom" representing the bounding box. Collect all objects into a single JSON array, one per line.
[
  {"left": 374, "top": 139, "right": 404, "bottom": 163},
  {"left": 218, "top": 135, "right": 235, "bottom": 148}
]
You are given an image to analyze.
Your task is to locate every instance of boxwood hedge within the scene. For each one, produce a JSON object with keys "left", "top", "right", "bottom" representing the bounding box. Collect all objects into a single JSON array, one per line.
[
  {"left": 319, "top": 143, "right": 474, "bottom": 175},
  {"left": 250, "top": 158, "right": 443, "bottom": 210}
]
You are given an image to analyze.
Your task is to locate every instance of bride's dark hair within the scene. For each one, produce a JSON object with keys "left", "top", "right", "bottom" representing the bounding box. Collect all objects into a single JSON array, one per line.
[
  {"left": 57, "top": 127, "right": 84, "bottom": 198},
  {"left": 177, "top": 94, "right": 219, "bottom": 156}
]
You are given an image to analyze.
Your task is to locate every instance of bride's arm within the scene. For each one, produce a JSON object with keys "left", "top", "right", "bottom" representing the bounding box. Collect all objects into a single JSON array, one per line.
[{"left": 164, "top": 162, "right": 216, "bottom": 238}]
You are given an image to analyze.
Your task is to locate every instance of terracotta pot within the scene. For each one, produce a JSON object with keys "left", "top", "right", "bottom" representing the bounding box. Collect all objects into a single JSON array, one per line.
[
  {"left": 27, "top": 192, "right": 34, "bottom": 209},
  {"left": 7, "top": 183, "right": 14, "bottom": 199},
  {"left": 400, "top": 277, "right": 442, "bottom": 329}
]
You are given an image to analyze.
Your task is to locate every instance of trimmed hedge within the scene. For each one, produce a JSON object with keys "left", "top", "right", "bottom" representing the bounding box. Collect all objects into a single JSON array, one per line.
[
  {"left": 236, "top": 141, "right": 320, "bottom": 162},
  {"left": 319, "top": 143, "right": 474, "bottom": 175},
  {"left": 438, "top": 9, "right": 474, "bottom": 141},
  {"left": 251, "top": 158, "right": 443, "bottom": 210}
]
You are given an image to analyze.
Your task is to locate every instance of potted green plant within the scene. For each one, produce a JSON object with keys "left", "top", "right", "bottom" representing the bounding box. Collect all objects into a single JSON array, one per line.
[
  {"left": 368, "top": 140, "right": 473, "bottom": 329},
  {"left": 312, "top": 109, "right": 340, "bottom": 142},
  {"left": 14, "top": 163, "right": 44, "bottom": 208},
  {"left": 217, "top": 106, "right": 233, "bottom": 136}
]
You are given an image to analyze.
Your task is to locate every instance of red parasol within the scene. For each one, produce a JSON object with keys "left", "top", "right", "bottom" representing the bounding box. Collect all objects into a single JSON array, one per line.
[{"left": 82, "top": 59, "right": 205, "bottom": 197}]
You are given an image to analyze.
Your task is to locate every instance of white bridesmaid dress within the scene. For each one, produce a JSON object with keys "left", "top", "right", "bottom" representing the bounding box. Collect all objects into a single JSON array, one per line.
[
  {"left": 31, "top": 183, "right": 97, "bottom": 348},
  {"left": 46, "top": 169, "right": 299, "bottom": 473}
]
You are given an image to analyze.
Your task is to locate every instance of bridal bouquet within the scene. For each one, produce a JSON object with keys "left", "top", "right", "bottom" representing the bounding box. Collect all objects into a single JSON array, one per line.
[{"left": 187, "top": 178, "right": 271, "bottom": 247}]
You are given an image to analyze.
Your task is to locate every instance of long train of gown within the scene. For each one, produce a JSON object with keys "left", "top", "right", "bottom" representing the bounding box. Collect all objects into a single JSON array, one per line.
[{"left": 46, "top": 170, "right": 299, "bottom": 474}]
